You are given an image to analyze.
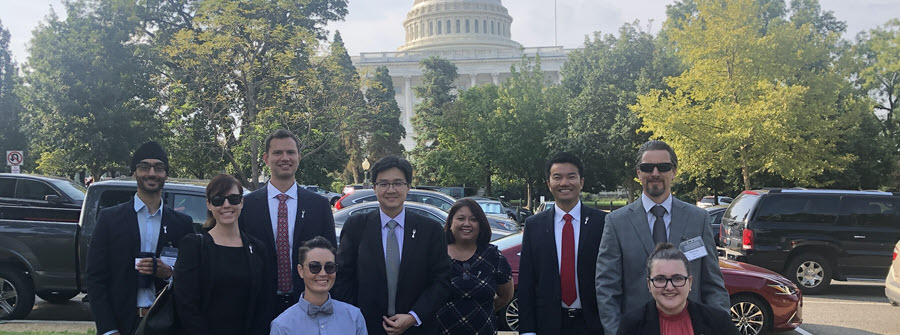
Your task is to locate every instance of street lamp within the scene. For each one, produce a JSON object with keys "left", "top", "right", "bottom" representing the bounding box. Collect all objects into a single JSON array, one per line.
[{"left": 362, "top": 158, "right": 371, "bottom": 188}]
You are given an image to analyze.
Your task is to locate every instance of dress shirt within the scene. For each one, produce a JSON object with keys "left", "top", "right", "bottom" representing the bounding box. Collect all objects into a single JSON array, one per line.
[
  {"left": 133, "top": 194, "right": 162, "bottom": 308},
  {"left": 268, "top": 181, "right": 298, "bottom": 293},
  {"left": 270, "top": 293, "right": 368, "bottom": 335},
  {"left": 554, "top": 201, "right": 582, "bottom": 309},
  {"left": 641, "top": 192, "right": 673, "bottom": 240},
  {"left": 377, "top": 208, "right": 421, "bottom": 326}
]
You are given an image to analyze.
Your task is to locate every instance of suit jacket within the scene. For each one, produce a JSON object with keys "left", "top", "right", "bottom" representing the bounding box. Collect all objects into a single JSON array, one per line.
[
  {"left": 332, "top": 209, "right": 451, "bottom": 335},
  {"left": 595, "top": 197, "right": 729, "bottom": 335},
  {"left": 85, "top": 199, "right": 194, "bottom": 335},
  {"left": 616, "top": 300, "right": 740, "bottom": 335},
  {"left": 238, "top": 184, "right": 337, "bottom": 314},
  {"left": 517, "top": 203, "right": 607, "bottom": 334},
  {"left": 173, "top": 230, "right": 272, "bottom": 335}
]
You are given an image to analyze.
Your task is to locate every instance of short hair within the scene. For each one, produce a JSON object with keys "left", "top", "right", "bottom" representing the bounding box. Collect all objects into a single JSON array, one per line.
[
  {"left": 264, "top": 129, "right": 301, "bottom": 154},
  {"left": 444, "top": 198, "right": 492, "bottom": 247},
  {"left": 545, "top": 152, "right": 584, "bottom": 179},
  {"left": 646, "top": 242, "right": 691, "bottom": 277},
  {"left": 297, "top": 236, "right": 336, "bottom": 265},
  {"left": 203, "top": 174, "right": 244, "bottom": 229},
  {"left": 370, "top": 155, "right": 413, "bottom": 184},
  {"left": 635, "top": 140, "right": 678, "bottom": 168}
]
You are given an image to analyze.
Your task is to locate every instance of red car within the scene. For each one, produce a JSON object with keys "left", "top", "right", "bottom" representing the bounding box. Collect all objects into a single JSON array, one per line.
[{"left": 494, "top": 232, "right": 802, "bottom": 335}]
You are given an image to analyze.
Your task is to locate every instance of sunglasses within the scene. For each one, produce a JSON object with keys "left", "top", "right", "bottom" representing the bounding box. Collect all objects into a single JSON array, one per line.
[
  {"left": 209, "top": 194, "right": 243, "bottom": 207},
  {"left": 638, "top": 163, "right": 675, "bottom": 173},
  {"left": 306, "top": 261, "right": 337, "bottom": 274}
]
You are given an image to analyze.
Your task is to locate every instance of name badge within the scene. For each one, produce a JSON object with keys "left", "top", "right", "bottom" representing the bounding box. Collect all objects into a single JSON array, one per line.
[
  {"left": 679, "top": 236, "right": 708, "bottom": 262},
  {"left": 160, "top": 247, "right": 179, "bottom": 268}
]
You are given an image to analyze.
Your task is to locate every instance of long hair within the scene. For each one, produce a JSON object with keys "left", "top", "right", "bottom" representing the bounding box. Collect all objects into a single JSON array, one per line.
[
  {"left": 203, "top": 174, "right": 244, "bottom": 229},
  {"left": 444, "top": 198, "right": 492, "bottom": 247}
]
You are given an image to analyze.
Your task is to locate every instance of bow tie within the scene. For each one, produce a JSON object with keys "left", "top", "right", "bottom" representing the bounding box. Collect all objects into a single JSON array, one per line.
[{"left": 307, "top": 301, "right": 334, "bottom": 317}]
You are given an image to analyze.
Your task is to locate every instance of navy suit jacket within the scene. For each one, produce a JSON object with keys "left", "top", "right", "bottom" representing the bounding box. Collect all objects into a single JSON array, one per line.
[
  {"left": 517, "top": 203, "right": 607, "bottom": 334},
  {"left": 238, "top": 184, "right": 337, "bottom": 312},
  {"left": 85, "top": 199, "right": 194, "bottom": 335}
]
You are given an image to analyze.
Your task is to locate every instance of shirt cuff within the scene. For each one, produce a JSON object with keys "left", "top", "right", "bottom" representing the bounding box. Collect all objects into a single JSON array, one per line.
[
  {"left": 102, "top": 330, "right": 119, "bottom": 335},
  {"left": 521, "top": 333, "right": 537, "bottom": 335},
  {"left": 409, "top": 311, "right": 422, "bottom": 327}
]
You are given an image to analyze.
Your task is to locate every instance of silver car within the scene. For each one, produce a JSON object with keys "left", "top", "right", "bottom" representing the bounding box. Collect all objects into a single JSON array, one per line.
[{"left": 887, "top": 239, "right": 900, "bottom": 306}]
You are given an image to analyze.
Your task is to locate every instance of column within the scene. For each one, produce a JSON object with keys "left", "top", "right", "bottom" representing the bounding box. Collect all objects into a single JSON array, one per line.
[
  {"left": 470, "top": 73, "right": 477, "bottom": 88},
  {"left": 492, "top": 72, "right": 499, "bottom": 85},
  {"left": 404, "top": 76, "right": 413, "bottom": 129}
]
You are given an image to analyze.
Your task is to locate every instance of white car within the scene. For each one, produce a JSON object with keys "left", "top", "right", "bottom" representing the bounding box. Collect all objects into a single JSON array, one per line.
[
  {"left": 695, "top": 195, "right": 733, "bottom": 208},
  {"left": 886, "top": 239, "right": 900, "bottom": 306}
]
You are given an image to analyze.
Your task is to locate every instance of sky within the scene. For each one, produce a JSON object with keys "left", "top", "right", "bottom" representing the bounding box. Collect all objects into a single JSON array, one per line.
[{"left": 1, "top": 0, "right": 898, "bottom": 64}]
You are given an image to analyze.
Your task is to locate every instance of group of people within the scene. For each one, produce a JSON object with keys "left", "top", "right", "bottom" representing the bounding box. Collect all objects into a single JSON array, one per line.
[{"left": 84, "top": 128, "right": 738, "bottom": 335}]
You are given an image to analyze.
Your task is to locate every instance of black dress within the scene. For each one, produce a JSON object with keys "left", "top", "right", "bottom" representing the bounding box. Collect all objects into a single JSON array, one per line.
[
  {"left": 206, "top": 245, "right": 250, "bottom": 335},
  {"left": 435, "top": 244, "right": 512, "bottom": 335}
]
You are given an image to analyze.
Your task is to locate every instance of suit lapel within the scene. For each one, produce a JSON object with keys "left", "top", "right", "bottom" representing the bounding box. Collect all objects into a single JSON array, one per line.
[
  {"left": 669, "top": 199, "right": 687, "bottom": 245},
  {"left": 126, "top": 200, "right": 141, "bottom": 256},
  {"left": 544, "top": 208, "right": 561, "bottom": 288},
  {"left": 626, "top": 200, "right": 656, "bottom": 256},
  {"left": 577, "top": 204, "right": 593, "bottom": 257},
  {"left": 292, "top": 188, "right": 307, "bottom": 246},
  {"left": 366, "top": 211, "right": 388, "bottom": 303},
  {"left": 398, "top": 213, "right": 417, "bottom": 285}
]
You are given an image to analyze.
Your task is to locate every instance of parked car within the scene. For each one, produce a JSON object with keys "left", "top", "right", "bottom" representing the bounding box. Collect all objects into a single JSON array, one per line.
[
  {"left": 494, "top": 232, "right": 802, "bottom": 334},
  {"left": 697, "top": 195, "right": 734, "bottom": 208},
  {"left": 887, "top": 239, "right": 900, "bottom": 306},
  {"left": 533, "top": 201, "right": 555, "bottom": 214},
  {"left": 334, "top": 189, "right": 456, "bottom": 212},
  {"left": 341, "top": 184, "right": 365, "bottom": 195},
  {"left": 299, "top": 185, "right": 342, "bottom": 206},
  {"left": 331, "top": 201, "right": 517, "bottom": 243},
  {"left": 704, "top": 204, "right": 728, "bottom": 247},
  {"left": 468, "top": 196, "right": 532, "bottom": 223},
  {"left": 721, "top": 189, "right": 900, "bottom": 294}
]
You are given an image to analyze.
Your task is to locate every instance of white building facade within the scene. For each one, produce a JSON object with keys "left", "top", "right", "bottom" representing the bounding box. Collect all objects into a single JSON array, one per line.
[{"left": 351, "top": 0, "right": 571, "bottom": 149}]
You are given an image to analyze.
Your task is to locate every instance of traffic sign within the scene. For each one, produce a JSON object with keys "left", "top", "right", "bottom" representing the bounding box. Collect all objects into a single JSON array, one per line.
[
  {"left": 7, "top": 150, "right": 23, "bottom": 166},
  {"left": 10, "top": 165, "right": 20, "bottom": 174}
]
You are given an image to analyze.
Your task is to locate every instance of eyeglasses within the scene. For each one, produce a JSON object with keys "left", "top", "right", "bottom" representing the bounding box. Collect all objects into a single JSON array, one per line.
[
  {"left": 648, "top": 275, "right": 689, "bottom": 288},
  {"left": 306, "top": 261, "right": 337, "bottom": 274},
  {"left": 638, "top": 163, "right": 675, "bottom": 173},
  {"left": 209, "top": 194, "right": 242, "bottom": 207},
  {"left": 136, "top": 162, "right": 167, "bottom": 173},
  {"left": 375, "top": 181, "right": 408, "bottom": 189}
]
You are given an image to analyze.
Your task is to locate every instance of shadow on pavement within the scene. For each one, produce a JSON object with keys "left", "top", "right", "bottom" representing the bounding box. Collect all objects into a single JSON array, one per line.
[
  {"left": 26, "top": 294, "right": 94, "bottom": 321},
  {"left": 807, "top": 283, "right": 888, "bottom": 303}
]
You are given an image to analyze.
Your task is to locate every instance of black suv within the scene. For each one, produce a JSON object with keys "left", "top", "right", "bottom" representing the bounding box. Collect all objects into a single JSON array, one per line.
[
  {"left": 0, "top": 173, "right": 86, "bottom": 224},
  {"left": 721, "top": 189, "right": 900, "bottom": 294}
]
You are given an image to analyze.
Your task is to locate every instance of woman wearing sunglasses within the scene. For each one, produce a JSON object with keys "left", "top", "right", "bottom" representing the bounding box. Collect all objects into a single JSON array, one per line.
[
  {"left": 616, "top": 243, "right": 738, "bottom": 335},
  {"left": 174, "top": 174, "right": 271, "bottom": 334},
  {"left": 270, "top": 236, "right": 367, "bottom": 335}
]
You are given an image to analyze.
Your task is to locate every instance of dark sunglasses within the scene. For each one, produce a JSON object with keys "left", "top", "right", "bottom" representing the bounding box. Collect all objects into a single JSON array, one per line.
[
  {"left": 306, "top": 261, "right": 337, "bottom": 274},
  {"left": 638, "top": 163, "right": 675, "bottom": 173},
  {"left": 209, "top": 194, "right": 243, "bottom": 207}
]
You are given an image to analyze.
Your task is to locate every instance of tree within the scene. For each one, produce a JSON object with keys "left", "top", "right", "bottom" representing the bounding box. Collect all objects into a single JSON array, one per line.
[
  {"left": 364, "top": 66, "right": 406, "bottom": 163},
  {"left": 20, "top": 0, "right": 160, "bottom": 180},
  {"left": 326, "top": 31, "right": 368, "bottom": 184},
  {"left": 854, "top": 19, "right": 900, "bottom": 152},
  {"left": 634, "top": 0, "right": 859, "bottom": 191},
  {"left": 0, "top": 19, "right": 25, "bottom": 169},
  {"left": 410, "top": 56, "right": 458, "bottom": 183}
]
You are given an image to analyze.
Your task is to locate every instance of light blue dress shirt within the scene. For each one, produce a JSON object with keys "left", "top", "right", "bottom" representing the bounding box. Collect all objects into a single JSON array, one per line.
[
  {"left": 270, "top": 293, "right": 368, "bottom": 335},
  {"left": 133, "top": 194, "right": 162, "bottom": 308},
  {"left": 641, "top": 192, "right": 673, "bottom": 239}
]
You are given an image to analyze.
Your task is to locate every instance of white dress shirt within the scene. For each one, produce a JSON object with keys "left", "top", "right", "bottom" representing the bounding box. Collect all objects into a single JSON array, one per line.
[
  {"left": 554, "top": 201, "right": 582, "bottom": 309},
  {"left": 641, "top": 192, "right": 673, "bottom": 239},
  {"left": 267, "top": 181, "right": 298, "bottom": 293}
]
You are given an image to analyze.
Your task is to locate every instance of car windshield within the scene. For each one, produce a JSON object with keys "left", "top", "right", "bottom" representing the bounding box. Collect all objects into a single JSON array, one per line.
[
  {"left": 49, "top": 179, "right": 86, "bottom": 201},
  {"left": 479, "top": 202, "right": 504, "bottom": 214}
]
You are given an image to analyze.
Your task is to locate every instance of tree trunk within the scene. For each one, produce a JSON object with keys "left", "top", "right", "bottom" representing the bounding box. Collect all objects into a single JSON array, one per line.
[
  {"left": 739, "top": 147, "right": 751, "bottom": 190},
  {"left": 525, "top": 177, "right": 534, "bottom": 209},
  {"left": 484, "top": 167, "right": 492, "bottom": 197}
]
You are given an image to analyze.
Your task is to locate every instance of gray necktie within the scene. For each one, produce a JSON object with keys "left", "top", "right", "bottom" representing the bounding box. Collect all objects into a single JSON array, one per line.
[
  {"left": 385, "top": 220, "right": 401, "bottom": 316},
  {"left": 650, "top": 205, "right": 668, "bottom": 244}
]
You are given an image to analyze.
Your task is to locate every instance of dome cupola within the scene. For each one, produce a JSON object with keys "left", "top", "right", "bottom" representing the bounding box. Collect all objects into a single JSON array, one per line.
[{"left": 399, "top": 0, "right": 522, "bottom": 51}]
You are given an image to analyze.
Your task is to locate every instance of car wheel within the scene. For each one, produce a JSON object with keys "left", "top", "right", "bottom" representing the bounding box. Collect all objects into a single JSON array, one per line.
[
  {"left": 0, "top": 266, "right": 35, "bottom": 320},
  {"left": 730, "top": 294, "right": 771, "bottom": 335},
  {"left": 497, "top": 292, "right": 519, "bottom": 331},
  {"left": 786, "top": 253, "right": 833, "bottom": 294},
  {"left": 36, "top": 290, "right": 79, "bottom": 304}
]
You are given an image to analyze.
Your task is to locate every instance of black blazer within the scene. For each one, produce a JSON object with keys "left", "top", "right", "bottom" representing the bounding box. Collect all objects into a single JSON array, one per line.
[
  {"left": 85, "top": 199, "right": 194, "bottom": 335},
  {"left": 332, "top": 209, "right": 451, "bottom": 335},
  {"left": 616, "top": 300, "right": 740, "bottom": 335},
  {"left": 238, "top": 184, "right": 337, "bottom": 309},
  {"left": 517, "top": 203, "right": 607, "bottom": 334},
  {"left": 173, "top": 230, "right": 272, "bottom": 335}
]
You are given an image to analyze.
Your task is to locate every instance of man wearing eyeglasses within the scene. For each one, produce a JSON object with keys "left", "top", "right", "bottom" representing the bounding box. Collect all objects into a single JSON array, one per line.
[
  {"left": 239, "top": 129, "right": 337, "bottom": 320},
  {"left": 333, "top": 155, "right": 451, "bottom": 335},
  {"left": 595, "top": 140, "right": 729, "bottom": 335},
  {"left": 86, "top": 141, "right": 195, "bottom": 335}
]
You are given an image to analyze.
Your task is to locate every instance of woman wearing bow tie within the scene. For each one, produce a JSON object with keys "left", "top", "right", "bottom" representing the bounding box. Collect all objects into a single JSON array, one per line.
[
  {"left": 174, "top": 174, "right": 272, "bottom": 334},
  {"left": 270, "top": 236, "right": 367, "bottom": 335}
]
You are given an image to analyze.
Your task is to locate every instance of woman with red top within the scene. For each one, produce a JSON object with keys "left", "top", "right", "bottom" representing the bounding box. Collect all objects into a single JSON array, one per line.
[{"left": 616, "top": 243, "right": 739, "bottom": 335}]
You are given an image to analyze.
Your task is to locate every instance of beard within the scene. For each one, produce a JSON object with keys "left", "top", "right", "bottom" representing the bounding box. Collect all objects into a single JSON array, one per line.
[
  {"left": 643, "top": 179, "right": 667, "bottom": 198},
  {"left": 137, "top": 175, "right": 165, "bottom": 193}
]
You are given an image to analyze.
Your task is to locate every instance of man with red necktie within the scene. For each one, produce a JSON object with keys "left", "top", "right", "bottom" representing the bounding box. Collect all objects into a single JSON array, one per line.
[{"left": 518, "top": 152, "right": 608, "bottom": 335}]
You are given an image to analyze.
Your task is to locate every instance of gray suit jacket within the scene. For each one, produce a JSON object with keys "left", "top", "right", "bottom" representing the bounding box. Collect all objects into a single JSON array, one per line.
[{"left": 595, "top": 196, "right": 729, "bottom": 335}]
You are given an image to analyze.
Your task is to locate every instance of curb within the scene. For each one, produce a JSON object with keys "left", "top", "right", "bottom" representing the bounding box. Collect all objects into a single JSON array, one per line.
[{"left": 0, "top": 320, "right": 95, "bottom": 333}]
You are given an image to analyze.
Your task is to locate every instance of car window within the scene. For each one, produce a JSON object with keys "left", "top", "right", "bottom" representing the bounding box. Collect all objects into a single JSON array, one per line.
[
  {"left": 17, "top": 179, "right": 60, "bottom": 201},
  {"left": 49, "top": 179, "right": 86, "bottom": 201},
  {"left": 723, "top": 193, "right": 761, "bottom": 223},
  {"left": 756, "top": 195, "right": 840, "bottom": 224},
  {"left": 710, "top": 210, "right": 725, "bottom": 225},
  {"left": 0, "top": 178, "right": 15, "bottom": 198},
  {"left": 408, "top": 208, "right": 446, "bottom": 225},
  {"left": 98, "top": 189, "right": 136, "bottom": 211},
  {"left": 355, "top": 195, "right": 377, "bottom": 204},
  {"left": 171, "top": 193, "right": 208, "bottom": 224},
  {"left": 410, "top": 194, "right": 453, "bottom": 211},
  {"left": 479, "top": 202, "right": 504, "bottom": 214},
  {"left": 843, "top": 196, "right": 900, "bottom": 228}
]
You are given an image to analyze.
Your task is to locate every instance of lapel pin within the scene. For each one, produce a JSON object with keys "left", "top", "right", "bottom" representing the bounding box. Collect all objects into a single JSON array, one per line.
[
  {"left": 584, "top": 217, "right": 589, "bottom": 225},
  {"left": 249, "top": 245, "right": 254, "bottom": 253},
  {"left": 412, "top": 229, "right": 417, "bottom": 239},
  {"left": 301, "top": 210, "right": 306, "bottom": 219},
  {"left": 163, "top": 225, "right": 167, "bottom": 234}
]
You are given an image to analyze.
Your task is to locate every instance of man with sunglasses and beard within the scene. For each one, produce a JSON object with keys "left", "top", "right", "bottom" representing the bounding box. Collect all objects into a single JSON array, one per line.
[
  {"left": 86, "top": 141, "right": 195, "bottom": 335},
  {"left": 595, "top": 140, "right": 729, "bottom": 335}
]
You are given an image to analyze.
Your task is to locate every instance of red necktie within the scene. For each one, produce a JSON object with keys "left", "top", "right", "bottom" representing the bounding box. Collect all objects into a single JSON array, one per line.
[
  {"left": 275, "top": 193, "right": 292, "bottom": 293},
  {"left": 561, "top": 213, "right": 576, "bottom": 306}
]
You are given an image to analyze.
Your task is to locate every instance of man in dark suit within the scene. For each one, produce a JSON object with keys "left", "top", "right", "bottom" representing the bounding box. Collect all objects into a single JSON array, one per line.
[
  {"left": 239, "top": 129, "right": 337, "bottom": 317},
  {"left": 333, "top": 155, "right": 450, "bottom": 335},
  {"left": 86, "top": 141, "right": 194, "bottom": 335},
  {"left": 595, "top": 140, "right": 729, "bottom": 334},
  {"left": 517, "top": 152, "right": 608, "bottom": 335}
]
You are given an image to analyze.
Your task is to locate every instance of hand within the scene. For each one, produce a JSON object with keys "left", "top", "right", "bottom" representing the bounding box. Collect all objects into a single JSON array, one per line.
[
  {"left": 382, "top": 314, "right": 415, "bottom": 335},
  {"left": 136, "top": 257, "right": 173, "bottom": 279}
]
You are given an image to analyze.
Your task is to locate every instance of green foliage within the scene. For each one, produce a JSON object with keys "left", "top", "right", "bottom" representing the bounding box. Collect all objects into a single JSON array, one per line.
[
  {"left": 0, "top": 19, "right": 26, "bottom": 171},
  {"left": 411, "top": 56, "right": 459, "bottom": 183},
  {"left": 854, "top": 19, "right": 900, "bottom": 151},
  {"left": 365, "top": 66, "right": 406, "bottom": 163}
]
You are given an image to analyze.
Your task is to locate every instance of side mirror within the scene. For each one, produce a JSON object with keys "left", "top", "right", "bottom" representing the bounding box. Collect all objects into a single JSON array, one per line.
[{"left": 45, "top": 195, "right": 62, "bottom": 204}]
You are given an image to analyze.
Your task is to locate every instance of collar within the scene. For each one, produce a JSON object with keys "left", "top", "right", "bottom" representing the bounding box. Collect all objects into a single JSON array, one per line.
[
  {"left": 267, "top": 181, "right": 298, "bottom": 200},
  {"left": 554, "top": 200, "right": 582, "bottom": 223},
  {"left": 641, "top": 192, "right": 673, "bottom": 215},
  {"left": 133, "top": 194, "right": 163, "bottom": 216},
  {"left": 297, "top": 292, "right": 334, "bottom": 313},
  {"left": 380, "top": 208, "right": 406, "bottom": 229}
]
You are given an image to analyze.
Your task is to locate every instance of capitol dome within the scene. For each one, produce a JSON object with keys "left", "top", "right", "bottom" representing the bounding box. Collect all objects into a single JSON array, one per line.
[{"left": 398, "top": 0, "right": 522, "bottom": 52}]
